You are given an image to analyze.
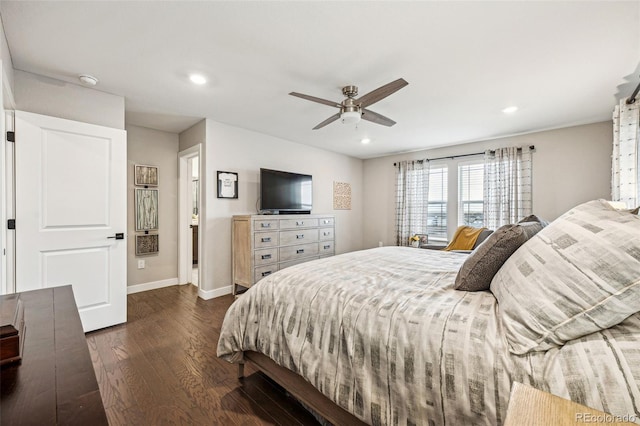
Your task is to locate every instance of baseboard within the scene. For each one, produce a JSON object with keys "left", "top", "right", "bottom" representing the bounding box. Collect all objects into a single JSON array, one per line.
[
  {"left": 127, "top": 278, "right": 179, "bottom": 294},
  {"left": 198, "top": 285, "right": 232, "bottom": 300}
]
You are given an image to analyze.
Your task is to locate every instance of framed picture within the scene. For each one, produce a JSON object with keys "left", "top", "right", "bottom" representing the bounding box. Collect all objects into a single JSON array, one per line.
[
  {"left": 333, "top": 181, "right": 352, "bottom": 210},
  {"left": 135, "top": 188, "right": 159, "bottom": 231},
  {"left": 136, "top": 234, "right": 159, "bottom": 256},
  {"left": 134, "top": 164, "right": 159, "bottom": 187},
  {"left": 415, "top": 234, "right": 429, "bottom": 248},
  {"left": 217, "top": 171, "right": 238, "bottom": 199}
]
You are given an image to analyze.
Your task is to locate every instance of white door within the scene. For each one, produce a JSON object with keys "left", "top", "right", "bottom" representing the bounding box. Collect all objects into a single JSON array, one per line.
[{"left": 15, "top": 111, "right": 127, "bottom": 332}]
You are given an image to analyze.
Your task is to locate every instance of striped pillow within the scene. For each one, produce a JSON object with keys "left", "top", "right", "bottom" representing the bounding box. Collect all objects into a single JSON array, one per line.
[{"left": 490, "top": 199, "right": 640, "bottom": 354}]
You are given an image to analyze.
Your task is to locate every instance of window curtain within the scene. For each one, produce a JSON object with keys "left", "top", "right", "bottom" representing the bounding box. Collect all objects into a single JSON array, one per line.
[
  {"left": 395, "top": 160, "right": 429, "bottom": 246},
  {"left": 483, "top": 147, "right": 532, "bottom": 229},
  {"left": 612, "top": 99, "right": 639, "bottom": 208}
]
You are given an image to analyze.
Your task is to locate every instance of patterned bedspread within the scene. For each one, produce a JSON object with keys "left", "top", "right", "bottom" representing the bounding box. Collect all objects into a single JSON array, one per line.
[{"left": 217, "top": 247, "right": 640, "bottom": 425}]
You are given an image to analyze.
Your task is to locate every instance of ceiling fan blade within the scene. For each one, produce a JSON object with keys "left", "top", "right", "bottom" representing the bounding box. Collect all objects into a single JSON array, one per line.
[
  {"left": 313, "top": 113, "right": 341, "bottom": 130},
  {"left": 361, "top": 109, "right": 397, "bottom": 127},
  {"left": 356, "top": 78, "right": 408, "bottom": 108},
  {"left": 289, "top": 92, "right": 341, "bottom": 108}
]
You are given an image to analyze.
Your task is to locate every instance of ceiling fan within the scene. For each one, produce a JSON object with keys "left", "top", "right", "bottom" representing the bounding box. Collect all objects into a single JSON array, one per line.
[{"left": 289, "top": 78, "right": 408, "bottom": 130}]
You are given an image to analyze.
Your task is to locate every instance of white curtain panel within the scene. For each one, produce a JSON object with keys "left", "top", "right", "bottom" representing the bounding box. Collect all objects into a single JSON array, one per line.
[
  {"left": 395, "top": 160, "right": 429, "bottom": 246},
  {"left": 612, "top": 99, "right": 639, "bottom": 208},
  {"left": 483, "top": 147, "right": 532, "bottom": 229}
]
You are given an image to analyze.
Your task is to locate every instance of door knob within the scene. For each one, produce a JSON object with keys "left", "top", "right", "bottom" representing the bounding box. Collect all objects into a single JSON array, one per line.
[{"left": 107, "top": 233, "right": 124, "bottom": 240}]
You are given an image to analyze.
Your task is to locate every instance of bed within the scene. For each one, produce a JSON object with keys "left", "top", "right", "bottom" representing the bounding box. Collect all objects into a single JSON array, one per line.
[{"left": 217, "top": 200, "right": 640, "bottom": 425}]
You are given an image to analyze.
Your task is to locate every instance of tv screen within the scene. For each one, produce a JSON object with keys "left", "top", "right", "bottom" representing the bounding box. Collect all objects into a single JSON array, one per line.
[{"left": 260, "top": 168, "right": 312, "bottom": 213}]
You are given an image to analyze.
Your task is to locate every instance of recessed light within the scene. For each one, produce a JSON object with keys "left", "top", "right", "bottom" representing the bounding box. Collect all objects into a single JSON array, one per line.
[
  {"left": 78, "top": 74, "right": 98, "bottom": 86},
  {"left": 361, "top": 138, "right": 371, "bottom": 145},
  {"left": 502, "top": 106, "right": 519, "bottom": 114},
  {"left": 189, "top": 74, "right": 207, "bottom": 85}
]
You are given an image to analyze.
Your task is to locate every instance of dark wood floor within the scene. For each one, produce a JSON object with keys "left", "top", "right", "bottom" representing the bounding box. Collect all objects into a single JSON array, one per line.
[{"left": 86, "top": 285, "right": 320, "bottom": 425}]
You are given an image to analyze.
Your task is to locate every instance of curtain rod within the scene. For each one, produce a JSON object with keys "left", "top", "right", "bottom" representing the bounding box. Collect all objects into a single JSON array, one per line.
[
  {"left": 627, "top": 76, "right": 640, "bottom": 104},
  {"left": 393, "top": 145, "right": 535, "bottom": 166}
]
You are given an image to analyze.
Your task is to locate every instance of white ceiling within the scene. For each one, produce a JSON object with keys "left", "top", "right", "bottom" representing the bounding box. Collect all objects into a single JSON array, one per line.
[{"left": 1, "top": 1, "right": 639, "bottom": 159}]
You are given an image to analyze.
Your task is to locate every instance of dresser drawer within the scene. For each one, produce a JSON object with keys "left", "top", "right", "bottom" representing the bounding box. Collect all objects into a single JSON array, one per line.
[
  {"left": 254, "top": 264, "right": 278, "bottom": 282},
  {"left": 280, "top": 218, "right": 319, "bottom": 229},
  {"left": 319, "top": 228, "right": 334, "bottom": 241},
  {"left": 319, "top": 241, "right": 335, "bottom": 255},
  {"left": 254, "top": 219, "right": 279, "bottom": 231},
  {"left": 279, "top": 256, "right": 320, "bottom": 270},
  {"left": 254, "top": 248, "right": 278, "bottom": 266},
  {"left": 280, "top": 229, "right": 319, "bottom": 246},
  {"left": 279, "top": 243, "right": 319, "bottom": 262},
  {"left": 318, "top": 217, "right": 335, "bottom": 227},
  {"left": 254, "top": 231, "right": 279, "bottom": 248}
]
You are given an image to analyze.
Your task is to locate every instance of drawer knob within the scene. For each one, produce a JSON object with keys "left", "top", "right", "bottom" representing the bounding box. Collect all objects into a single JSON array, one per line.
[
  {"left": 324, "top": 245, "right": 331, "bottom": 249},
  {"left": 324, "top": 232, "right": 330, "bottom": 236},
  {"left": 261, "top": 223, "right": 271, "bottom": 228},
  {"left": 296, "top": 249, "right": 304, "bottom": 254},
  {"left": 261, "top": 237, "right": 271, "bottom": 243},
  {"left": 296, "top": 234, "right": 304, "bottom": 239},
  {"left": 261, "top": 254, "right": 272, "bottom": 260},
  {"left": 261, "top": 271, "right": 272, "bottom": 277},
  {"left": 296, "top": 221, "right": 304, "bottom": 226}
]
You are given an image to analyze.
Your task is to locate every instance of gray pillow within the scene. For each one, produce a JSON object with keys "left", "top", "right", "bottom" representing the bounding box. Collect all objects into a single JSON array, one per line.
[
  {"left": 472, "top": 229, "right": 494, "bottom": 249},
  {"left": 519, "top": 214, "right": 549, "bottom": 227},
  {"left": 454, "top": 222, "right": 543, "bottom": 291}
]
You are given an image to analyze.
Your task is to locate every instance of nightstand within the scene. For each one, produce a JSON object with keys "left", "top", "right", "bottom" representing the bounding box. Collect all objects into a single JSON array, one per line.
[{"left": 504, "top": 382, "right": 636, "bottom": 426}]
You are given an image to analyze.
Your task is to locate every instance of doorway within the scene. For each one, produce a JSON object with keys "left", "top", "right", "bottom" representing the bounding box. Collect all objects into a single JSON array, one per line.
[
  {"left": 178, "top": 145, "right": 202, "bottom": 290},
  {"left": 190, "top": 156, "right": 199, "bottom": 286}
]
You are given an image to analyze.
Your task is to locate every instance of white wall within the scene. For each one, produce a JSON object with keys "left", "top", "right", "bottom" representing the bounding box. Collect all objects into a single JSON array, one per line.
[
  {"left": 362, "top": 121, "right": 613, "bottom": 249},
  {"left": 179, "top": 119, "right": 205, "bottom": 151},
  {"left": 0, "top": 16, "right": 14, "bottom": 102},
  {"left": 201, "top": 120, "right": 364, "bottom": 293},
  {"left": 127, "top": 125, "right": 179, "bottom": 288},
  {"left": 14, "top": 70, "right": 124, "bottom": 129},
  {"left": 0, "top": 14, "right": 12, "bottom": 294}
]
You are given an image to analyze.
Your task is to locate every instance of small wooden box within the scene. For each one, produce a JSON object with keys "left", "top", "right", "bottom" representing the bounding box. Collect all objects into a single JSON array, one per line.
[{"left": 1, "top": 295, "right": 25, "bottom": 366}]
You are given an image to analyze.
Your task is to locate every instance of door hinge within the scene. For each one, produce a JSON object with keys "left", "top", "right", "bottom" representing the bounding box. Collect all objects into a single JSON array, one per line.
[
  {"left": 6, "top": 131, "right": 14, "bottom": 142},
  {"left": 7, "top": 219, "right": 15, "bottom": 230}
]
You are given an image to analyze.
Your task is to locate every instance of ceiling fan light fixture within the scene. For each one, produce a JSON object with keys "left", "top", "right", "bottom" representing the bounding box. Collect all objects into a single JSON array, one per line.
[{"left": 341, "top": 111, "right": 361, "bottom": 125}]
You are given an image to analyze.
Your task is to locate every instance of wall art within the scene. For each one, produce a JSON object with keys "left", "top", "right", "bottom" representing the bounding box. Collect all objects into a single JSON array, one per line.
[
  {"left": 136, "top": 234, "right": 159, "bottom": 255},
  {"left": 135, "top": 188, "right": 159, "bottom": 231},
  {"left": 134, "top": 164, "right": 159, "bottom": 187},
  {"left": 217, "top": 171, "right": 238, "bottom": 199}
]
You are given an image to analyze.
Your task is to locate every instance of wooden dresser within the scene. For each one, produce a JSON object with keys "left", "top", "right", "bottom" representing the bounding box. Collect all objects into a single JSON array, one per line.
[
  {"left": 0, "top": 286, "right": 108, "bottom": 425},
  {"left": 232, "top": 214, "right": 335, "bottom": 294}
]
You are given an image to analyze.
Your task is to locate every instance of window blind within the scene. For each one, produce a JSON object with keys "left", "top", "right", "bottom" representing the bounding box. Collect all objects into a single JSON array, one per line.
[
  {"left": 458, "top": 162, "right": 484, "bottom": 227},
  {"left": 427, "top": 166, "right": 448, "bottom": 240}
]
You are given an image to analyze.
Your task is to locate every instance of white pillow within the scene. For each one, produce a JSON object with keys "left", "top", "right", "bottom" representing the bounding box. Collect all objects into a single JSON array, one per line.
[{"left": 490, "top": 199, "right": 640, "bottom": 354}]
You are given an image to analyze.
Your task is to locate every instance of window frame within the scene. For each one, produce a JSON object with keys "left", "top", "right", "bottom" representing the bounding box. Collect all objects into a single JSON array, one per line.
[
  {"left": 426, "top": 163, "right": 448, "bottom": 242},
  {"left": 430, "top": 155, "right": 484, "bottom": 242},
  {"left": 457, "top": 159, "right": 485, "bottom": 228}
]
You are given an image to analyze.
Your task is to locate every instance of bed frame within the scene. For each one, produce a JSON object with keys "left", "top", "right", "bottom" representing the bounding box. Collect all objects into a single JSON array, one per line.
[{"left": 239, "top": 351, "right": 368, "bottom": 426}]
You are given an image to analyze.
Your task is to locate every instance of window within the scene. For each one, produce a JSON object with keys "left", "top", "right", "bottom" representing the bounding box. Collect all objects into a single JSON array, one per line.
[
  {"left": 458, "top": 162, "right": 484, "bottom": 227},
  {"left": 427, "top": 165, "right": 448, "bottom": 240}
]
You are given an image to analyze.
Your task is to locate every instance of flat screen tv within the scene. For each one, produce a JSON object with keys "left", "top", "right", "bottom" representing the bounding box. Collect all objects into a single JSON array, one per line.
[{"left": 260, "top": 168, "right": 312, "bottom": 214}]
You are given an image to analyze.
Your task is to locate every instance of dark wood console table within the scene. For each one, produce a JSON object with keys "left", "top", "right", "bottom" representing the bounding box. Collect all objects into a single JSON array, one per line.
[{"left": 0, "top": 286, "right": 107, "bottom": 425}]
